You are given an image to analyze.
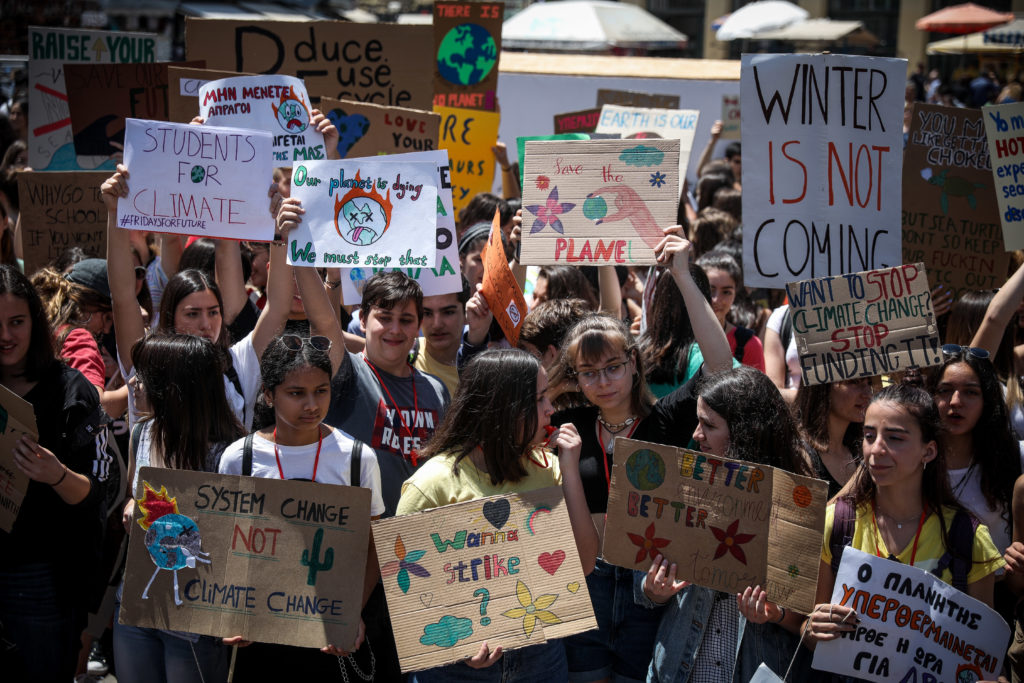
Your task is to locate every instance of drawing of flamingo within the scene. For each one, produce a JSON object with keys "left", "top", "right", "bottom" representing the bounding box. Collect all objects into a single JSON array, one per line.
[
  {"left": 586, "top": 185, "right": 664, "bottom": 249},
  {"left": 136, "top": 482, "right": 211, "bottom": 606}
]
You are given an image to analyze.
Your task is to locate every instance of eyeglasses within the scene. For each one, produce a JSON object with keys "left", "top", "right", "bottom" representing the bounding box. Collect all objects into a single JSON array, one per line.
[
  {"left": 134, "top": 266, "right": 147, "bottom": 280},
  {"left": 941, "top": 344, "right": 990, "bottom": 361},
  {"left": 280, "top": 334, "right": 332, "bottom": 352},
  {"left": 575, "top": 360, "right": 629, "bottom": 386}
]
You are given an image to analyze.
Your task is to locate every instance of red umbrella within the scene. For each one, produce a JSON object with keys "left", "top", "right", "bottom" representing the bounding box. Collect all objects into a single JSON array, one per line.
[{"left": 915, "top": 2, "right": 1013, "bottom": 34}]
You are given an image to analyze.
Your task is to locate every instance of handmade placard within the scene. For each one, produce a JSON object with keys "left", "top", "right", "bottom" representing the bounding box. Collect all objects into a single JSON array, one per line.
[
  {"left": 120, "top": 118, "right": 275, "bottom": 240},
  {"left": 903, "top": 103, "right": 1007, "bottom": 300},
  {"left": 372, "top": 486, "right": 596, "bottom": 672},
  {"left": 596, "top": 89, "right": 680, "bottom": 109},
  {"left": 594, "top": 105, "right": 699, "bottom": 183},
  {"left": 319, "top": 97, "right": 440, "bottom": 160},
  {"left": 481, "top": 213, "right": 527, "bottom": 346},
  {"left": 518, "top": 139, "right": 679, "bottom": 266},
  {"left": 721, "top": 94, "right": 741, "bottom": 140},
  {"left": 433, "top": 1, "right": 503, "bottom": 111},
  {"left": 982, "top": 102, "right": 1024, "bottom": 251},
  {"left": 787, "top": 263, "right": 941, "bottom": 386},
  {"left": 185, "top": 18, "right": 433, "bottom": 110},
  {"left": 554, "top": 108, "right": 602, "bottom": 135},
  {"left": 340, "top": 150, "right": 462, "bottom": 302},
  {"left": 434, "top": 105, "right": 500, "bottom": 218},
  {"left": 741, "top": 54, "right": 906, "bottom": 289},
  {"left": 119, "top": 467, "right": 370, "bottom": 649},
  {"left": 17, "top": 171, "right": 108, "bottom": 275},
  {"left": 813, "top": 548, "right": 1009, "bottom": 682},
  {"left": 167, "top": 67, "right": 250, "bottom": 123},
  {"left": 603, "top": 438, "right": 827, "bottom": 613},
  {"left": 0, "top": 384, "right": 39, "bottom": 533},
  {"left": 28, "top": 26, "right": 159, "bottom": 171},
  {"left": 199, "top": 75, "right": 325, "bottom": 166},
  {"left": 286, "top": 158, "right": 438, "bottom": 270}
]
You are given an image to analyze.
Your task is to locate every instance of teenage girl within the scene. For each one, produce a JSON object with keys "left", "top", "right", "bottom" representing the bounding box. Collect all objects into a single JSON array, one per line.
[{"left": 694, "top": 251, "right": 765, "bottom": 372}]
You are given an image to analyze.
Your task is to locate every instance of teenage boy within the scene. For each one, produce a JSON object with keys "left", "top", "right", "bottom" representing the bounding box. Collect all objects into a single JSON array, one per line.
[{"left": 414, "top": 276, "right": 492, "bottom": 397}]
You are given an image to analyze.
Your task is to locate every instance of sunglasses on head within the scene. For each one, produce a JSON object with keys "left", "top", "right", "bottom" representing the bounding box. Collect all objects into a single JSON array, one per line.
[
  {"left": 280, "top": 334, "right": 332, "bottom": 352},
  {"left": 941, "top": 344, "right": 990, "bottom": 361}
]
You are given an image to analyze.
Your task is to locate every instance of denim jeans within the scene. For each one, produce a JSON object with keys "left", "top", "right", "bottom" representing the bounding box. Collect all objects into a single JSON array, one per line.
[
  {"left": 411, "top": 639, "right": 567, "bottom": 683},
  {"left": 113, "top": 601, "right": 228, "bottom": 683}
]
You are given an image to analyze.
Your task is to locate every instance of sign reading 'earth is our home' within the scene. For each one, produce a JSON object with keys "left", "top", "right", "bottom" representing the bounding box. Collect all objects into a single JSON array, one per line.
[{"left": 432, "top": 1, "right": 503, "bottom": 111}]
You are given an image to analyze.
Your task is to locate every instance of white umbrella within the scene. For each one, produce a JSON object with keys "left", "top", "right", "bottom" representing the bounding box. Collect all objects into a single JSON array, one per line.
[
  {"left": 715, "top": 0, "right": 809, "bottom": 41},
  {"left": 502, "top": 0, "right": 687, "bottom": 52}
]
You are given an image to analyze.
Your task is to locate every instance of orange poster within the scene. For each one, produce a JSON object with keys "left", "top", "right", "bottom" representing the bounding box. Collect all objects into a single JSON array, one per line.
[{"left": 480, "top": 211, "right": 526, "bottom": 346}]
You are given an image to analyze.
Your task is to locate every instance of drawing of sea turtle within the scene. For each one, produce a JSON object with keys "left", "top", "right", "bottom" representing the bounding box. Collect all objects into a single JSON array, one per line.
[
  {"left": 921, "top": 167, "right": 985, "bottom": 215},
  {"left": 136, "top": 483, "right": 211, "bottom": 605}
]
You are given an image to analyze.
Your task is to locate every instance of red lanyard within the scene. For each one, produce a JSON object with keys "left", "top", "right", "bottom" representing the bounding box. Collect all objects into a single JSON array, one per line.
[
  {"left": 273, "top": 425, "right": 323, "bottom": 481},
  {"left": 871, "top": 503, "right": 928, "bottom": 567},
  {"left": 363, "top": 355, "right": 420, "bottom": 466},
  {"left": 596, "top": 419, "right": 641, "bottom": 492}
]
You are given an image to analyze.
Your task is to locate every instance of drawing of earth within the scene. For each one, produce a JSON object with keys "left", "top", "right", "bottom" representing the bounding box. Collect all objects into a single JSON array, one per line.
[
  {"left": 437, "top": 23, "right": 497, "bottom": 86},
  {"left": 337, "top": 197, "right": 388, "bottom": 247},
  {"left": 625, "top": 449, "right": 665, "bottom": 491}
]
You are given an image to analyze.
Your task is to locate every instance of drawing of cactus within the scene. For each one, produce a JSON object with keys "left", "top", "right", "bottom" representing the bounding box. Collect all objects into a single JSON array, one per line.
[{"left": 300, "top": 527, "right": 334, "bottom": 585}]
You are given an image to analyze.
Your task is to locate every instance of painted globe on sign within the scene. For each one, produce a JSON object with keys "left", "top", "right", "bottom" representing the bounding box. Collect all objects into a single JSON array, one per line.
[
  {"left": 437, "top": 23, "right": 497, "bottom": 86},
  {"left": 144, "top": 514, "right": 202, "bottom": 570},
  {"left": 624, "top": 449, "right": 666, "bottom": 491}
]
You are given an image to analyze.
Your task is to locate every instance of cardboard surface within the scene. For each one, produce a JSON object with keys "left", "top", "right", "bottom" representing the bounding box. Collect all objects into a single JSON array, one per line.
[
  {"left": 480, "top": 213, "right": 527, "bottom": 346},
  {"left": 787, "top": 264, "right": 941, "bottom": 385},
  {"left": 720, "top": 94, "right": 741, "bottom": 139},
  {"left": 594, "top": 104, "right": 699, "bottom": 183},
  {"left": 372, "top": 486, "right": 596, "bottom": 672},
  {"left": 813, "top": 548, "right": 1009, "bottom": 682},
  {"left": 17, "top": 171, "right": 109, "bottom": 275},
  {"left": 185, "top": 18, "right": 433, "bottom": 110},
  {"left": 287, "top": 158, "right": 438, "bottom": 270},
  {"left": 554, "top": 108, "right": 602, "bottom": 135},
  {"left": 434, "top": 106, "right": 500, "bottom": 219},
  {"left": 433, "top": 1, "right": 503, "bottom": 111},
  {"left": 603, "top": 438, "right": 827, "bottom": 613},
  {"left": 119, "top": 118, "right": 276, "bottom": 240},
  {"left": 903, "top": 104, "right": 1008, "bottom": 299},
  {"left": 981, "top": 102, "right": 1024, "bottom": 251},
  {"left": 167, "top": 67, "right": 251, "bottom": 124},
  {"left": 741, "top": 54, "right": 906, "bottom": 289},
  {"left": 119, "top": 467, "right": 370, "bottom": 649},
  {"left": 596, "top": 89, "right": 680, "bottom": 109},
  {"left": 319, "top": 97, "right": 440, "bottom": 160},
  {"left": 519, "top": 139, "right": 679, "bottom": 265},
  {"left": 0, "top": 384, "right": 39, "bottom": 533}
]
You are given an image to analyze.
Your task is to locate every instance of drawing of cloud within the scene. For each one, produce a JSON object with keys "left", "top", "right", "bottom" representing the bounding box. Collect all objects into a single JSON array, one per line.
[
  {"left": 619, "top": 145, "right": 665, "bottom": 167},
  {"left": 419, "top": 615, "right": 474, "bottom": 648}
]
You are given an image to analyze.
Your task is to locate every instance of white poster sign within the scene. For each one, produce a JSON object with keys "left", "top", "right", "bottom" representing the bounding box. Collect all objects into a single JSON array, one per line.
[{"left": 594, "top": 104, "right": 699, "bottom": 182}]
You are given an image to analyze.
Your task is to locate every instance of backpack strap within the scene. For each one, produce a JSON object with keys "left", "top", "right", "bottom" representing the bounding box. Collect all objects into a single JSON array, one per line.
[
  {"left": 733, "top": 327, "right": 755, "bottom": 364},
  {"left": 830, "top": 497, "right": 857, "bottom": 576},
  {"left": 931, "top": 509, "right": 978, "bottom": 593},
  {"left": 779, "top": 306, "right": 794, "bottom": 356},
  {"left": 242, "top": 432, "right": 255, "bottom": 477},
  {"left": 350, "top": 440, "right": 363, "bottom": 488},
  {"left": 225, "top": 360, "right": 245, "bottom": 402},
  {"left": 130, "top": 421, "right": 144, "bottom": 465}
]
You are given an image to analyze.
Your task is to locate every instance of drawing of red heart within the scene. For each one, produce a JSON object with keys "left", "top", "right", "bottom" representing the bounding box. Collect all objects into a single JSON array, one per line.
[{"left": 538, "top": 550, "right": 565, "bottom": 575}]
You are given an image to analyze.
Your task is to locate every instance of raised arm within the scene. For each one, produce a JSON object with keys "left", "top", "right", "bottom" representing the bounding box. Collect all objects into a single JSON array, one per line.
[
  {"left": 248, "top": 201, "right": 297, "bottom": 361},
  {"left": 694, "top": 120, "right": 723, "bottom": 179},
  {"left": 101, "top": 165, "right": 146, "bottom": 374},
  {"left": 598, "top": 266, "right": 621, "bottom": 317},
  {"left": 972, "top": 259, "right": 1024, "bottom": 354},
  {"left": 215, "top": 239, "right": 248, "bottom": 325}
]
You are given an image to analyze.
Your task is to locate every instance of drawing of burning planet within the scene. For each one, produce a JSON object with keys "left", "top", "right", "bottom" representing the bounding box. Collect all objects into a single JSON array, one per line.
[
  {"left": 136, "top": 482, "right": 211, "bottom": 606},
  {"left": 272, "top": 92, "right": 310, "bottom": 134},
  {"left": 334, "top": 175, "right": 394, "bottom": 247}
]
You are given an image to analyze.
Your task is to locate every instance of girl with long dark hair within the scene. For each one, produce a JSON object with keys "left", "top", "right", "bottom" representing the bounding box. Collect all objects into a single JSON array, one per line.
[{"left": 793, "top": 378, "right": 872, "bottom": 498}]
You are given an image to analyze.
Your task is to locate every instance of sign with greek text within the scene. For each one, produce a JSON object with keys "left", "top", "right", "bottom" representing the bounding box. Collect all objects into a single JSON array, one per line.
[
  {"left": 339, "top": 150, "right": 462, "bottom": 302},
  {"left": 518, "top": 139, "right": 679, "bottom": 266},
  {"left": 28, "top": 26, "right": 160, "bottom": 171},
  {"left": 721, "top": 94, "right": 741, "bottom": 140},
  {"left": 287, "top": 158, "right": 438, "bottom": 270},
  {"left": 319, "top": 97, "right": 440, "bottom": 160},
  {"left": 741, "top": 54, "right": 906, "bottom": 289},
  {"left": 371, "top": 486, "right": 596, "bottom": 672},
  {"left": 119, "top": 467, "right": 370, "bottom": 648},
  {"left": 787, "top": 263, "right": 941, "bottom": 386},
  {"left": 120, "top": 118, "right": 275, "bottom": 239},
  {"left": 167, "top": 67, "right": 251, "bottom": 123},
  {"left": 594, "top": 105, "right": 699, "bottom": 183},
  {"left": 813, "top": 548, "right": 1008, "bottom": 682},
  {"left": 903, "top": 104, "right": 1007, "bottom": 300},
  {"left": 435, "top": 106, "right": 500, "bottom": 219},
  {"left": 185, "top": 18, "right": 433, "bottom": 110},
  {"left": 981, "top": 102, "right": 1024, "bottom": 251},
  {"left": 481, "top": 213, "right": 528, "bottom": 346},
  {"left": 433, "top": 1, "right": 503, "bottom": 111},
  {"left": 17, "top": 171, "right": 108, "bottom": 275},
  {"left": 554, "top": 108, "right": 602, "bottom": 135},
  {"left": 0, "top": 384, "right": 38, "bottom": 533},
  {"left": 199, "top": 76, "right": 326, "bottom": 166},
  {"left": 596, "top": 89, "right": 680, "bottom": 110},
  {"left": 603, "top": 438, "right": 827, "bottom": 613}
]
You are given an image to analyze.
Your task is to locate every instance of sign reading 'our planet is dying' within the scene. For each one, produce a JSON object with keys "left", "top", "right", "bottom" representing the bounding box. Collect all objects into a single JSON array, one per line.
[{"left": 433, "top": 1, "right": 503, "bottom": 111}]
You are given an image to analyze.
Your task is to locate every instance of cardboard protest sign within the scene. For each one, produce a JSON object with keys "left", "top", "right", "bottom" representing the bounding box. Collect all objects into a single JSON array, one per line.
[
  {"left": 813, "top": 547, "right": 1009, "bottom": 682},
  {"left": 603, "top": 438, "right": 828, "bottom": 613},
  {"left": 435, "top": 106, "right": 500, "bottom": 218},
  {"left": 17, "top": 171, "right": 108, "bottom": 275},
  {"left": 185, "top": 18, "right": 433, "bottom": 110},
  {"left": 28, "top": 26, "right": 159, "bottom": 171},
  {"left": 65, "top": 61, "right": 203, "bottom": 157},
  {"left": 0, "top": 384, "right": 38, "bottom": 533},
  {"left": 554, "top": 108, "right": 602, "bottom": 135},
  {"left": 519, "top": 139, "right": 679, "bottom": 266},
  {"left": 787, "top": 263, "right": 941, "bottom": 386},
  {"left": 481, "top": 214, "right": 528, "bottom": 346},
  {"left": 167, "top": 67, "right": 250, "bottom": 124},
  {"left": 319, "top": 97, "right": 440, "bottom": 160},
  {"left": 721, "top": 94, "right": 741, "bottom": 139},
  {"left": 982, "top": 102, "right": 1024, "bottom": 251},
  {"left": 594, "top": 105, "right": 699, "bottom": 182},
  {"left": 433, "top": 1, "right": 503, "bottom": 111},
  {"left": 119, "top": 467, "right": 370, "bottom": 649},
  {"left": 120, "top": 118, "right": 275, "bottom": 240},
  {"left": 371, "top": 486, "right": 596, "bottom": 672},
  {"left": 339, "top": 150, "right": 462, "bottom": 302},
  {"left": 903, "top": 104, "right": 1007, "bottom": 299},
  {"left": 596, "top": 89, "right": 680, "bottom": 109},
  {"left": 741, "top": 54, "right": 906, "bottom": 289},
  {"left": 199, "top": 75, "right": 326, "bottom": 166},
  {"left": 286, "top": 158, "right": 438, "bottom": 270}
]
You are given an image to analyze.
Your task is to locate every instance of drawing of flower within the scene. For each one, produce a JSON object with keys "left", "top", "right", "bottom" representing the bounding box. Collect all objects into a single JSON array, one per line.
[
  {"left": 525, "top": 187, "right": 576, "bottom": 234},
  {"left": 380, "top": 535, "right": 430, "bottom": 593},
  {"left": 535, "top": 175, "right": 550, "bottom": 190},
  {"left": 649, "top": 171, "right": 666, "bottom": 188},
  {"left": 501, "top": 580, "right": 562, "bottom": 637},
  {"left": 627, "top": 522, "right": 670, "bottom": 563},
  {"left": 710, "top": 519, "right": 755, "bottom": 565}
]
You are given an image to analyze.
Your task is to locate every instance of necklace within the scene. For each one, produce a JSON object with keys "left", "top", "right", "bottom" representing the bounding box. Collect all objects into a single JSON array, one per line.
[
  {"left": 273, "top": 425, "right": 324, "bottom": 481},
  {"left": 363, "top": 355, "right": 420, "bottom": 466},
  {"left": 597, "top": 414, "right": 637, "bottom": 433},
  {"left": 871, "top": 503, "right": 928, "bottom": 565}
]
